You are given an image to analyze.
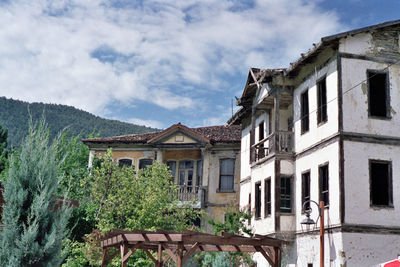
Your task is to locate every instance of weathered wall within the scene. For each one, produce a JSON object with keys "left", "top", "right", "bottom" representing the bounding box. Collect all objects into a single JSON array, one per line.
[
  {"left": 343, "top": 141, "right": 400, "bottom": 226},
  {"left": 295, "top": 141, "right": 341, "bottom": 229},
  {"left": 163, "top": 149, "right": 201, "bottom": 160},
  {"left": 341, "top": 57, "right": 400, "bottom": 136},
  {"left": 293, "top": 57, "right": 339, "bottom": 153}
]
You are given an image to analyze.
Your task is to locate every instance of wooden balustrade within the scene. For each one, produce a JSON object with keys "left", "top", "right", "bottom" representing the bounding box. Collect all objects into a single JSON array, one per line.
[{"left": 251, "top": 131, "right": 293, "bottom": 163}]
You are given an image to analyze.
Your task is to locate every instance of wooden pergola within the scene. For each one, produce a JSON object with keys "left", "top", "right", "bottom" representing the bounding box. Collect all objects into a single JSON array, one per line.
[{"left": 100, "top": 229, "right": 284, "bottom": 267}]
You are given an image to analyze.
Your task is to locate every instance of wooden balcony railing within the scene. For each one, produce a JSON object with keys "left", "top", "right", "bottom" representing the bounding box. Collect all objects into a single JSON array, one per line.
[
  {"left": 251, "top": 131, "right": 293, "bottom": 163},
  {"left": 176, "top": 185, "right": 204, "bottom": 203}
]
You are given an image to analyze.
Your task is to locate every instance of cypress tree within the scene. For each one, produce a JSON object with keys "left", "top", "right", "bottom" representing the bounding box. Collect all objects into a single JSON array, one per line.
[
  {"left": 0, "top": 124, "right": 7, "bottom": 175},
  {"left": 0, "top": 120, "right": 71, "bottom": 266}
]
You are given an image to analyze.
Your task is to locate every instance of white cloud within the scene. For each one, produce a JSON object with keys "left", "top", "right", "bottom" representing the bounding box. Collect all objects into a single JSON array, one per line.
[
  {"left": 128, "top": 118, "right": 164, "bottom": 129},
  {"left": 0, "top": 0, "right": 344, "bottom": 123}
]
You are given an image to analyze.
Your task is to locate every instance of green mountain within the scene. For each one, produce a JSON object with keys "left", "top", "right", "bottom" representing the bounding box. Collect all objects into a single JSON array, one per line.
[{"left": 0, "top": 97, "right": 159, "bottom": 148}]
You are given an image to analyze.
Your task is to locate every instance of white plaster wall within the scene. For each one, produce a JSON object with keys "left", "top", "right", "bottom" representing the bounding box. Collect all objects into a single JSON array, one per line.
[
  {"left": 295, "top": 142, "right": 341, "bottom": 230},
  {"left": 296, "top": 232, "right": 344, "bottom": 267},
  {"left": 241, "top": 124, "right": 251, "bottom": 180},
  {"left": 343, "top": 141, "right": 400, "bottom": 226},
  {"left": 250, "top": 160, "right": 276, "bottom": 235},
  {"left": 342, "top": 232, "right": 400, "bottom": 266},
  {"left": 341, "top": 58, "right": 400, "bottom": 136},
  {"left": 339, "top": 32, "right": 374, "bottom": 54},
  {"left": 293, "top": 59, "right": 339, "bottom": 153}
]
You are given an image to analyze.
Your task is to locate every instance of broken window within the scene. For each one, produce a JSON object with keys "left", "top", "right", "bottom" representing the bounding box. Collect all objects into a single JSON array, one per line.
[
  {"left": 302, "top": 171, "right": 311, "bottom": 212},
  {"left": 139, "top": 158, "right": 153, "bottom": 169},
  {"left": 280, "top": 176, "right": 292, "bottom": 213},
  {"left": 368, "top": 70, "right": 390, "bottom": 118},
  {"left": 255, "top": 182, "right": 261, "bottom": 219},
  {"left": 317, "top": 77, "right": 328, "bottom": 124},
  {"left": 118, "top": 159, "right": 132, "bottom": 168},
  {"left": 370, "top": 160, "right": 393, "bottom": 207},
  {"left": 319, "top": 164, "right": 329, "bottom": 206},
  {"left": 301, "top": 90, "right": 309, "bottom": 133},
  {"left": 219, "top": 158, "right": 235, "bottom": 191},
  {"left": 264, "top": 178, "right": 271, "bottom": 217}
]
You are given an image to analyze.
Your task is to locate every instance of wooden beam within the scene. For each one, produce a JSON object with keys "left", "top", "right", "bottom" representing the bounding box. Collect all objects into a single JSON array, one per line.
[
  {"left": 120, "top": 243, "right": 128, "bottom": 267},
  {"left": 182, "top": 242, "right": 199, "bottom": 264},
  {"left": 255, "top": 246, "right": 274, "bottom": 267},
  {"left": 157, "top": 244, "right": 163, "bottom": 267},
  {"left": 274, "top": 247, "right": 281, "bottom": 267},
  {"left": 144, "top": 249, "right": 157, "bottom": 264},
  {"left": 161, "top": 244, "right": 177, "bottom": 263},
  {"left": 177, "top": 244, "right": 183, "bottom": 267}
]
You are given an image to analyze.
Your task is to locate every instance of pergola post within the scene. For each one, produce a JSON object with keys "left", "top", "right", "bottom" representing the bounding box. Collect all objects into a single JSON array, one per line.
[
  {"left": 157, "top": 244, "right": 163, "bottom": 267},
  {"left": 120, "top": 243, "right": 128, "bottom": 267},
  {"left": 177, "top": 243, "right": 183, "bottom": 267}
]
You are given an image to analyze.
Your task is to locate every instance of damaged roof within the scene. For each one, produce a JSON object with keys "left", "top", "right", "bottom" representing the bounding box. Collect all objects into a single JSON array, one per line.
[{"left": 82, "top": 123, "right": 241, "bottom": 145}]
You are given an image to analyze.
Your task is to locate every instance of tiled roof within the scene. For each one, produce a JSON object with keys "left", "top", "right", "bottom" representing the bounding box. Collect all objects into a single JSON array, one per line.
[{"left": 82, "top": 124, "right": 241, "bottom": 145}]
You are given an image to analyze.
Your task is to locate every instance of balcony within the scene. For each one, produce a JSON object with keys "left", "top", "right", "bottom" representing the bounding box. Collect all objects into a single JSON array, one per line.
[
  {"left": 176, "top": 185, "right": 205, "bottom": 208},
  {"left": 251, "top": 131, "right": 293, "bottom": 163}
]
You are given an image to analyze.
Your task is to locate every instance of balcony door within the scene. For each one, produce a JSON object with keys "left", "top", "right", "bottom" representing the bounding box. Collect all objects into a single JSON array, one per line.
[{"left": 179, "top": 160, "right": 194, "bottom": 191}]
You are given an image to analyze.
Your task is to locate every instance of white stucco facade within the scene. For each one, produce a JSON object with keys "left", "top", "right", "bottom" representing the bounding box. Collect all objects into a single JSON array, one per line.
[{"left": 232, "top": 21, "right": 400, "bottom": 267}]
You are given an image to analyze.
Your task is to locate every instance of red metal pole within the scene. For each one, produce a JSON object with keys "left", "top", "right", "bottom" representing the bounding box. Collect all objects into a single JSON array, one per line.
[{"left": 320, "top": 201, "right": 324, "bottom": 267}]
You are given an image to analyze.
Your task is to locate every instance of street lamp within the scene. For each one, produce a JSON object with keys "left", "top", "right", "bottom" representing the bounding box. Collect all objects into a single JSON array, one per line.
[{"left": 301, "top": 200, "right": 325, "bottom": 267}]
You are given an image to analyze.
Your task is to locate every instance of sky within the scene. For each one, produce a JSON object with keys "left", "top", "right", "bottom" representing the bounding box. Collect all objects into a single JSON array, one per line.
[{"left": 0, "top": 0, "right": 399, "bottom": 129}]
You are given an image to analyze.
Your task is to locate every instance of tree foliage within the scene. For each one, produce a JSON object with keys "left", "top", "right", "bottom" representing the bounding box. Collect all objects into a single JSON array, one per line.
[
  {"left": 0, "top": 123, "right": 8, "bottom": 176},
  {"left": 0, "top": 120, "right": 72, "bottom": 266}
]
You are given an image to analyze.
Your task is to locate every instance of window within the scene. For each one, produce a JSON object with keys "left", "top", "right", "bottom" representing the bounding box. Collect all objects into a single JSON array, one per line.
[
  {"left": 258, "top": 121, "right": 264, "bottom": 141},
  {"left": 264, "top": 178, "right": 271, "bottom": 217},
  {"left": 280, "top": 177, "right": 292, "bottom": 213},
  {"left": 301, "top": 90, "right": 309, "bottom": 133},
  {"left": 219, "top": 159, "right": 235, "bottom": 191},
  {"left": 370, "top": 160, "right": 393, "bottom": 207},
  {"left": 250, "top": 129, "right": 255, "bottom": 163},
  {"left": 319, "top": 164, "right": 329, "bottom": 206},
  {"left": 302, "top": 171, "right": 311, "bottom": 212},
  {"left": 179, "top": 160, "right": 194, "bottom": 190},
  {"left": 317, "top": 77, "right": 328, "bottom": 124},
  {"left": 139, "top": 159, "right": 153, "bottom": 169},
  {"left": 166, "top": 161, "right": 176, "bottom": 179},
  {"left": 368, "top": 70, "right": 390, "bottom": 118},
  {"left": 118, "top": 159, "right": 132, "bottom": 168},
  {"left": 255, "top": 182, "right": 261, "bottom": 219}
]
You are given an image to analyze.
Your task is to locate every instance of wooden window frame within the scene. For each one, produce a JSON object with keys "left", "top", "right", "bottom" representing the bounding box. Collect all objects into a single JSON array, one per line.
[
  {"left": 317, "top": 76, "right": 328, "bottom": 125},
  {"left": 218, "top": 158, "right": 235, "bottom": 192},
  {"left": 264, "top": 178, "right": 271, "bottom": 218},
  {"left": 301, "top": 170, "right": 311, "bottom": 213},
  {"left": 255, "top": 182, "right": 261, "bottom": 219},
  {"left": 369, "top": 159, "right": 393, "bottom": 208},
  {"left": 319, "top": 162, "right": 329, "bottom": 207},
  {"left": 280, "top": 176, "right": 292, "bottom": 213},
  {"left": 367, "top": 69, "right": 391, "bottom": 120},
  {"left": 301, "top": 89, "right": 309, "bottom": 134}
]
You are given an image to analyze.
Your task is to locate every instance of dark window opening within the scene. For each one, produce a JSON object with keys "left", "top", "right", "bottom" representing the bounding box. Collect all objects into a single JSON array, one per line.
[
  {"left": 308, "top": 264, "right": 313, "bottom": 267},
  {"left": 258, "top": 121, "right": 264, "bottom": 141},
  {"left": 219, "top": 159, "right": 235, "bottom": 191},
  {"left": 118, "top": 159, "right": 132, "bottom": 168},
  {"left": 319, "top": 164, "right": 329, "bottom": 206},
  {"left": 139, "top": 159, "right": 153, "bottom": 169},
  {"left": 166, "top": 161, "right": 176, "bottom": 180},
  {"left": 264, "top": 179, "right": 271, "bottom": 217},
  {"left": 302, "top": 171, "right": 311, "bottom": 212},
  {"left": 250, "top": 129, "right": 255, "bottom": 163},
  {"left": 301, "top": 90, "right": 309, "bottom": 133},
  {"left": 255, "top": 182, "right": 261, "bottom": 219},
  {"left": 317, "top": 77, "right": 328, "bottom": 124},
  {"left": 280, "top": 177, "right": 292, "bottom": 213},
  {"left": 368, "top": 71, "right": 389, "bottom": 118},
  {"left": 370, "top": 160, "right": 392, "bottom": 206}
]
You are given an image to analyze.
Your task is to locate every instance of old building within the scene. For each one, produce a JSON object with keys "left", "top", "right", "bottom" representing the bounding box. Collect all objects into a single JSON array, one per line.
[
  {"left": 229, "top": 20, "right": 400, "bottom": 266},
  {"left": 82, "top": 123, "right": 241, "bottom": 231}
]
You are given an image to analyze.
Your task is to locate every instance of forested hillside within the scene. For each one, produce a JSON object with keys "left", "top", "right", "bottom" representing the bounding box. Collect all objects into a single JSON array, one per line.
[{"left": 0, "top": 97, "right": 159, "bottom": 147}]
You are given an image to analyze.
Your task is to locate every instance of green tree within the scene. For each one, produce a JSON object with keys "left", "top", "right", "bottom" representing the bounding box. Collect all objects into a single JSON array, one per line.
[
  {"left": 0, "top": 120, "right": 72, "bottom": 266},
  {"left": 84, "top": 150, "right": 202, "bottom": 266},
  {"left": 0, "top": 123, "right": 8, "bottom": 176}
]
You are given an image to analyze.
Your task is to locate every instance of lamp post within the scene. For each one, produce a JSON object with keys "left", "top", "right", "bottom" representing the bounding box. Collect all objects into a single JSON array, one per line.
[{"left": 301, "top": 200, "right": 325, "bottom": 267}]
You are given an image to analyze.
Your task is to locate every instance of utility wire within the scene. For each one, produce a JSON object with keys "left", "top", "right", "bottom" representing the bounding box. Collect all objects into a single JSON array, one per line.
[{"left": 288, "top": 57, "right": 400, "bottom": 129}]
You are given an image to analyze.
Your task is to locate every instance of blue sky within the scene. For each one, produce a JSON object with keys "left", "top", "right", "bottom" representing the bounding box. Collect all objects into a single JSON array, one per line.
[{"left": 0, "top": 0, "right": 399, "bottom": 129}]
